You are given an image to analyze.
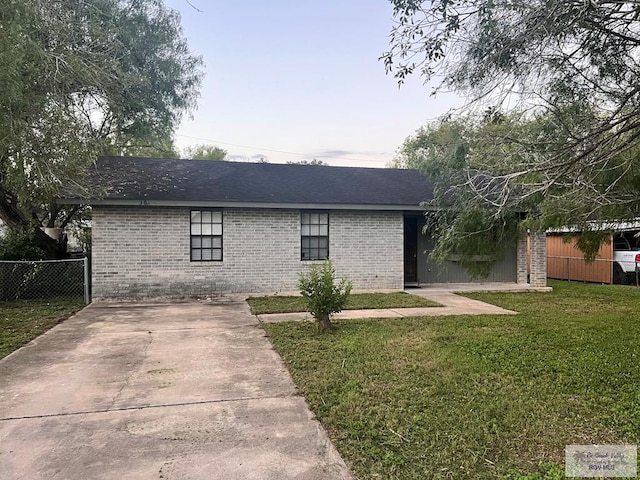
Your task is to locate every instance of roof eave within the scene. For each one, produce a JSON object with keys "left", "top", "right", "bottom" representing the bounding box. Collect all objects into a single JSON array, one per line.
[{"left": 61, "top": 198, "right": 428, "bottom": 211}]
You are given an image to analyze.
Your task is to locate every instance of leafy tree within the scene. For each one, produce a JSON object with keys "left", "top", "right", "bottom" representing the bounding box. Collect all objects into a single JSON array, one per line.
[
  {"left": 184, "top": 144, "right": 228, "bottom": 160},
  {"left": 299, "top": 260, "right": 352, "bottom": 330},
  {"left": 123, "top": 140, "right": 181, "bottom": 160},
  {"left": 395, "top": 114, "right": 523, "bottom": 276},
  {"left": 0, "top": 0, "right": 203, "bottom": 258},
  {"left": 286, "top": 159, "right": 328, "bottom": 166},
  {"left": 390, "top": 119, "right": 469, "bottom": 170},
  {"left": 383, "top": 0, "right": 640, "bottom": 258},
  {"left": 0, "top": 230, "right": 45, "bottom": 261}
]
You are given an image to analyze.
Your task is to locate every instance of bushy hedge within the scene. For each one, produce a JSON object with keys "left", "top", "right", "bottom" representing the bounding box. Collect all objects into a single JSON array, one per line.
[{"left": 0, "top": 230, "right": 45, "bottom": 261}]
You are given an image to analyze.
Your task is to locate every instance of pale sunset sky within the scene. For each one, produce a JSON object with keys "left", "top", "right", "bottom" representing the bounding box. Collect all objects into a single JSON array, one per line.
[{"left": 164, "top": 0, "right": 462, "bottom": 167}]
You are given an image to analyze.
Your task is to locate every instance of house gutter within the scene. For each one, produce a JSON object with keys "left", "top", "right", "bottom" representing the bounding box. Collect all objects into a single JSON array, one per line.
[{"left": 60, "top": 198, "right": 427, "bottom": 212}]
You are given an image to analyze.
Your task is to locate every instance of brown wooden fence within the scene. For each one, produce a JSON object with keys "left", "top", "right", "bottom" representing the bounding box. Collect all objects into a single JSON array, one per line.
[{"left": 546, "top": 234, "right": 613, "bottom": 284}]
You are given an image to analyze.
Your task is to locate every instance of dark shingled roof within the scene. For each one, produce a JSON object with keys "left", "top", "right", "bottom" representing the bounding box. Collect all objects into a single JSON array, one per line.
[{"left": 82, "top": 156, "right": 434, "bottom": 207}]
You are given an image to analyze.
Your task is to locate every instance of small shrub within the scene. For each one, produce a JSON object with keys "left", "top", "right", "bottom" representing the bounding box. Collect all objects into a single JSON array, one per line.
[
  {"left": 298, "top": 260, "right": 352, "bottom": 330},
  {"left": 0, "top": 229, "right": 45, "bottom": 260}
]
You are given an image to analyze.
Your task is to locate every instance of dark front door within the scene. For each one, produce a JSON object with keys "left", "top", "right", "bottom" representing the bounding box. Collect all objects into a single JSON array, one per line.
[{"left": 404, "top": 217, "right": 418, "bottom": 283}]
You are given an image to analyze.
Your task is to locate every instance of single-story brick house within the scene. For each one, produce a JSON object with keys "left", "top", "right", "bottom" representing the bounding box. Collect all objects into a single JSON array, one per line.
[{"left": 68, "top": 156, "right": 547, "bottom": 299}]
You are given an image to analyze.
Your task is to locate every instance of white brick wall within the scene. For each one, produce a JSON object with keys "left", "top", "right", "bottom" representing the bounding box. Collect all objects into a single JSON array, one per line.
[
  {"left": 516, "top": 230, "right": 528, "bottom": 284},
  {"left": 92, "top": 206, "right": 404, "bottom": 299},
  {"left": 529, "top": 231, "right": 547, "bottom": 287},
  {"left": 516, "top": 230, "right": 548, "bottom": 287},
  {"left": 329, "top": 210, "right": 404, "bottom": 290}
]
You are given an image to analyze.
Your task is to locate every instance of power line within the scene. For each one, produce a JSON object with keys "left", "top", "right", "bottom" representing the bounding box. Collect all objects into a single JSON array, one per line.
[{"left": 175, "top": 133, "right": 389, "bottom": 165}]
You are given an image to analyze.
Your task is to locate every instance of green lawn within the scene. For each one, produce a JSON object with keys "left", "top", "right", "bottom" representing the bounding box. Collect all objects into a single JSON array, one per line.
[
  {"left": 262, "top": 281, "right": 640, "bottom": 479},
  {"left": 247, "top": 291, "right": 441, "bottom": 315},
  {"left": 0, "top": 298, "right": 84, "bottom": 359}
]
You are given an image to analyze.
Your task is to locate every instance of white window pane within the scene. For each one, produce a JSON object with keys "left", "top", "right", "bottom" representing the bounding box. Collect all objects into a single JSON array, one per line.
[
  {"left": 301, "top": 225, "right": 310, "bottom": 236},
  {"left": 212, "top": 224, "right": 223, "bottom": 236},
  {"left": 191, "top": 211, "right": 202, "bottom": 223},
  {"left": 212, "top": 237, "right": 222, "bottom": 248},
  {"left": 212, "top": 211, "right": 222, "bottom": 223},
  {"left": 201, "top": 211, "right": 212, "bottom": 223},
  {"left": 319, "top": 225, "right": 328, "bottom": 236},
  {"left": 310, "top": 213, "right": 319, "bottom": 224},
  {"left": 319, "top": 213, "right": 328, "bottom": 224},
  {"left": 191, "top": 237, "right": 201, "bottom": 248},
  {"left": 202, "top": 237, "right": 212, "bottom": 248},
  {"left": 211, "top": 249, "right": 222, "bottom": 261},
  {"left": 310, "top": 225, "right": 320, "bottom": 236},
  {"left": 202, "top": 224, "right": 212, "bottom": 235},
  {"left": 191, "top": 224, "right": 202, "bottom": 235},
  {"left": 201, "top": 249, "right": 213, "bottom": 261}
]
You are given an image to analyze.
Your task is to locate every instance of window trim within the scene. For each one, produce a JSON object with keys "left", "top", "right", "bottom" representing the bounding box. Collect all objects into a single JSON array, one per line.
[
  {"left": 301, "top": 210, "right": 329, "bottom": 261},
  {"left": 190, "top": 209, "right": 223, "bottom": 262}
]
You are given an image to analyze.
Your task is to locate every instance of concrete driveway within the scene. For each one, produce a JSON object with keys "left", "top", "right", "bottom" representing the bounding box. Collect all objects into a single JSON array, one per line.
[{"left": 0, "top": 298, "right": 352, "bottom": 480}]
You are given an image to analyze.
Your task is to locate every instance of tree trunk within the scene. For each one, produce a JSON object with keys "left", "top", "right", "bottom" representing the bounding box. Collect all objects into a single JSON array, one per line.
[
  {"left": 0, "top": 186, "right": 30, "bottom": 231},
  {"left": 318, "top": 315, "right": 333, "bottom": 330},
  {"left": 34, "top": 227, "right": 69, "bottom": 259}
]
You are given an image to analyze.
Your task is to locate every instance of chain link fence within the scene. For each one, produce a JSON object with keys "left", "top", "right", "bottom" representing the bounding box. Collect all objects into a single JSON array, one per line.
[{"left": 0, "top": 258, "right": 89, "bottom": 303}]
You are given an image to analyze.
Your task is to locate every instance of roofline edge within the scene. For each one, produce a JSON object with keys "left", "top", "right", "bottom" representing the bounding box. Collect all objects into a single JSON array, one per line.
[{"left": 60, "top": 198, "right": 428, "bottom": 211}]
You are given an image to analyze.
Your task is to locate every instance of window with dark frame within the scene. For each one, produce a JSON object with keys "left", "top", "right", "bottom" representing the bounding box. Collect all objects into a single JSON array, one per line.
[
  {"left": 301, "top": 211, "right": 329, "bottom": 260},
  {"left": 190, "top": 210, "right": 223, "bottom": 261}
]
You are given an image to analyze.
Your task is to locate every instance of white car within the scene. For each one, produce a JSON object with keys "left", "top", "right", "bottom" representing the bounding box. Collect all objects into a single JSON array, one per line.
[{"left": 613, "top": 234, "right": 640, "bottom": 284}]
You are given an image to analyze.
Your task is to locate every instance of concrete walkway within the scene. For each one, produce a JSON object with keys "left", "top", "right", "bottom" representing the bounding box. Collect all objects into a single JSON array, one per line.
[
  {"left": 0, "top": 299, "right": 352, "bottom": 480},
  {"left": 257, "top": 287, "right": 523, "bottom": 323}
]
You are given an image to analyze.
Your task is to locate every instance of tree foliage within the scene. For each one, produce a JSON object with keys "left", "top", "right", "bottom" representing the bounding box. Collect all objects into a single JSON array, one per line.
[
  {"left": 384, "top": 0, "right": 640, "bottom": 264},
  {"left": 0, "top": 0, "right": 203, "bottom": 257},
  {"left": 0, "top": 230, "right": 45, "bottom": 261},
  {"left": 286, "top": 159, "right": 328, "bottom": 166},
  {"left": 184, "top": 144, "right": 228, "bottom": 160},
  {"left": 122, "top": 140, "right": 181, "bottom": 159},
  {"left": 395, "top": 114, "right": 522, "bottom": 276}
]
